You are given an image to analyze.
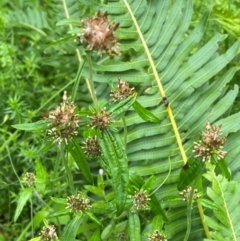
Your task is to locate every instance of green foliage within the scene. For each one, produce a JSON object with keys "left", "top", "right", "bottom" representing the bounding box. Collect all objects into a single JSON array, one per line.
[
  {"left": 203, "top": 164, "right": 240, "bottom": 241},
  {"left": 1, "top": 0, "right": 240, "bottom": 241}
]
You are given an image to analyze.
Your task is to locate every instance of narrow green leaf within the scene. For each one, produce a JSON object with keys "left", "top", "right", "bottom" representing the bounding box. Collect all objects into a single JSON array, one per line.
[
  {"left": 150, "top": 194, "right": 168, "bottom": 222},
  {"left": 101, "top": 223, "right": 114, "bottom": 240},
  {"left": 84, "top": 185, "right": 104, "bottom": 197},
  {"left": 14, "top": 188, "right": 33, "bottom": 222},
  {"left": 133, "top": 101, "right": 160, "bottom": 123},
  {"left": 142, "top": 175, "right": 156, "bottom": 193},
  {"left": 217, "top": 158, "right": 231, "bottom": 181},
  {"left": 12, "top": 120, "right": 48, "bottom": 131},
  {"left": 68, "top": 138, "right": 93, "bottom": 183},
  {"left": 35, "top": 159, "right": 47, "bottom": 193},
  {"left": 60, "top": 215, "right": 83, "bottom": 241},
  {"left": 44, "top": 36, "right": 76, "bottom": 51},
  {"left": 50, "top": 197, "right": 67, "bottom": 205},
  {"left": 109, "top": 93, "right": 137, "bottom": 119},
  {"left": 89, "top": 228, "right": 101, "bottom": 241},
  {"left": 152, "top": 215, "right": 164, "bottom": 231},
  {"left": 85, "top": 211, "right": 102, "bottom": 226},
  {"left": 177, "top": 158, "right": 205, "bottom": 191},
  {"left": 129, "top": 213, "right": 141, "bottom": 241},
  {"left": 197, "top": 198, "right": 219, "bottom": 210},
  {"left": 56, "top": 18, "right": 80, "bottom": 26},
  {"left": 99, "top": 131, "right": 129, "bottom": 215}
]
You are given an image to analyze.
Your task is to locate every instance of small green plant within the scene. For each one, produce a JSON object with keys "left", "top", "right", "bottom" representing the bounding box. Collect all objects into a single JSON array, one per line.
[{"left": 1, "top": 1, "right": 240, "bottom": 241}]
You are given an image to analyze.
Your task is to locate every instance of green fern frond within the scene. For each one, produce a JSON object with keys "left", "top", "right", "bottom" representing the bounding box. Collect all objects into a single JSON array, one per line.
[{"left": 203, "top": 166, "right": 240, "bottom": 241}]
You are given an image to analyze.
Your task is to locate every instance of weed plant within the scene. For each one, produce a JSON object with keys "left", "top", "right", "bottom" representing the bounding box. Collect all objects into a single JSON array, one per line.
[{"left": 1, "top": 0, "right": 240, "bottom": 241}]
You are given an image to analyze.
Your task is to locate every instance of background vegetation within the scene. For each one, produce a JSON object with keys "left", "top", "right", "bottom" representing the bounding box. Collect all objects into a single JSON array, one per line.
[{"left": 1, "top": 0, "right": 240, "bottom": 241}]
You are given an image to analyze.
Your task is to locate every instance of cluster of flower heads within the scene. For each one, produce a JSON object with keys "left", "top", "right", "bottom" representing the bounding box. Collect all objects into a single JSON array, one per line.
[
  {"left": 89, "top": 107, "right": 113, "bottom": 131},
  {"left": 79, "top": 11, "right": 121, "bottom": 56},
  {"left": 179, "top": 186, "right": 199, "bottom": 201},
  {"left": 148, "top": 230, "right": 167, "bottom": 241},
  {"left": 193, "top": 121, "right": 227, "bottom": 162},
  {"left": 132, "top": 189, "right": 151, "bottom": 212},
  {"left": 24, "top": 172, "right": 36, "bottom": 187},
  {"left": 39, "top": 224, "right": 58, "bottom": 241},
  {"left": 83, "top": 135, "right": 101, "bottom": 157},
  {"left": 45, "top": 91, "right": 80, "bottom": 144},
  {"left": 110, "top": 77, "right": 135, "bottom": 102},
  {"left": 66, "top": 193, "right": 91, "bottom": 214}
]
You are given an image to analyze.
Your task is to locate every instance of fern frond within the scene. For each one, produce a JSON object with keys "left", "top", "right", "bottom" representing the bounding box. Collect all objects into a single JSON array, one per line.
[{"left": 203, "top": 167, "right": 240, "bottom": 240}]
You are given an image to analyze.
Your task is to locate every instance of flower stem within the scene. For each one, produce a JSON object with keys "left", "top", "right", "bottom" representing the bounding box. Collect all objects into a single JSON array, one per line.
[
  {"left": 86, "top": 53, "right": 98, "bottom": 108},
  {"left": 60, "top": 142, "right": 74, "bottom": 193}
]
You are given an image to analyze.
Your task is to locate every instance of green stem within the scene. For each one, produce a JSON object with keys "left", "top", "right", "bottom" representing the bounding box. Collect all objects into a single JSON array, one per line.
[
  {"left": 86, "top": 53, "right": 98, "bottom": 108},
  {"left": 60, "top": 143, "right": 74, "bottom": 193},
  {"left": 198, "top": 203, "right": 211, "bottom": 239},
  {"left": 122, "top": 115, "right": 127, "bottom": 148},
  {"left": 183, "top": 178, "right": 198, "bottom": 241}
]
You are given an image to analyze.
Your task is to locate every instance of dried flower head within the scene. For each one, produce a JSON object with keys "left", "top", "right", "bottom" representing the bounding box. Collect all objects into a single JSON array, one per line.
[
  {"left": 24, "top": 172, "right": 36, "bottom": 187},
  {"left": 39, "top": 224, "right": 58, "bottom": 241},
  {"left": 83, "top": 135, "right": 101, "bottom": 157},
  {"left": 66, "top": 193, "right": 91, "bottom": 214},
  {"left": 79, "top": 11, "right": 121, "bottom": 56},
  {"left": 148, "top": 230, "right": 167, "bottom": 241},
  {"left": 118, "top": 231, "right": 127, "bottom": 240},
  {"left": 132, "top": 190, "right": 151, "bottom": 211},
  {"left": 193, "top": 121, "right": 227, "bottom": 162},
  {"left": 110, "top": 77, "right": 135, "bottom": 102},
  {"left": 179, "top": 186, "right": 199, "bottom": 201},
  {"left": 45, "top": 91, "right": 80, "bottom": 144},
  {"left": 89, "top": 107, "right": 113, "bottom": 131}
]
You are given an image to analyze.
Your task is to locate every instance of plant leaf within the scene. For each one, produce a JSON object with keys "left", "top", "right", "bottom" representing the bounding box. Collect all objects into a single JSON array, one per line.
[
  {"left": 12, "top": 120, "right": 49, "bottom": 131},
  {"left": 68, "top": 138, "right": 93, "bottom": 183},
  {"left": 203, "top": 170, "right": 240, "bottom": 241},
  {"left": 14, "top": 188, "right": 33, "bottom": 222},
  {"left": 60, "top": 215, "right": 83, "bottom": 241},
  {"left": 98, "top": 131, "right": 129, "bottom": 215},
  {"left": 133, "top": 101, "right": 160, "bottom": 123}
]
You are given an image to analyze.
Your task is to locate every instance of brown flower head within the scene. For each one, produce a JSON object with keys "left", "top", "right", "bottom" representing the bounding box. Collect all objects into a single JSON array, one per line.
[
  {"left": 193, "top": 121, "right": 227, "bottom": 162},
  {"left": 83, "top": 135, "right": 101, "bottom": 157},
  {"left": 45, "top": 91, "right": 80, "bottom": 144},
  {"left": 110, "top": 77, "right": 135, "bottom": 102},
  {"left": 39, "top": 224, "right": 58, "bottom": 241},
  {"left": 179, "top": 186, "right": 199, "bottom": 201},
  {"left": 132, "top": 190, "right": 150, "bottom": 211},
  {"left": 79, "top": 11, "right": 121, "bottom": 56},
  {"left": 66, "top": 193, "right": 91, "bottom": 214},
  {"left": 148, "top": 230, "right": 167, "bottom": 241},
  {"left": 89, "top": 107, "right": 113, "bottom": 131},
  {"left": 24, "top": 172, "right": 36, "bottom": 187}
]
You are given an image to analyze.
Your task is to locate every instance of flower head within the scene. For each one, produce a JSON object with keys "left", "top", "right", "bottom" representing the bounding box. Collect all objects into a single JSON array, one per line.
[
  {"left": 193, "top": 121, "right": 227, "bottom": 162},
  {"left": 83, "top": 135, "right": 101, "bottom": 157},
  {"left": 89, "top": 107, "right": 113, "bottom": 131},
  {"left": 132, "top": 189, "right": 150, "bottom": 211},
  {"left": 179, "top": 186, "right": 199, "bottom": 201},
  {"left": 110, "top": 77, "right": 135, "bottom": 102},
  {"left": 45, "top": 91, "right": 79, "bottom": 144},
  {"left": 39, "top": 224, "right": 58, "bottom": 241},
  {"left": 79, "top": 11, "right": 121, "bottom": 56},
  {"left": 148, "top": 230, "right": 167, "bottom": 241},
  {"left": 66, "top": 193, "right": 91, "bottom": 214},
  {"left": 24, "top": 172, "right": 36, "bottom": 187}
]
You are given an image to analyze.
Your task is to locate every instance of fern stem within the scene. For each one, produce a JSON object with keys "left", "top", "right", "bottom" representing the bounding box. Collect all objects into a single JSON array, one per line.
[
  {"left": 123, "top": 0, "right": 188, "bottom": 165},
  {"left": 197, "top": 203, "right": 211, "bottom": 239},
  {"left": 62, "top": 0, "right": 82, "bottom": 62}
]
